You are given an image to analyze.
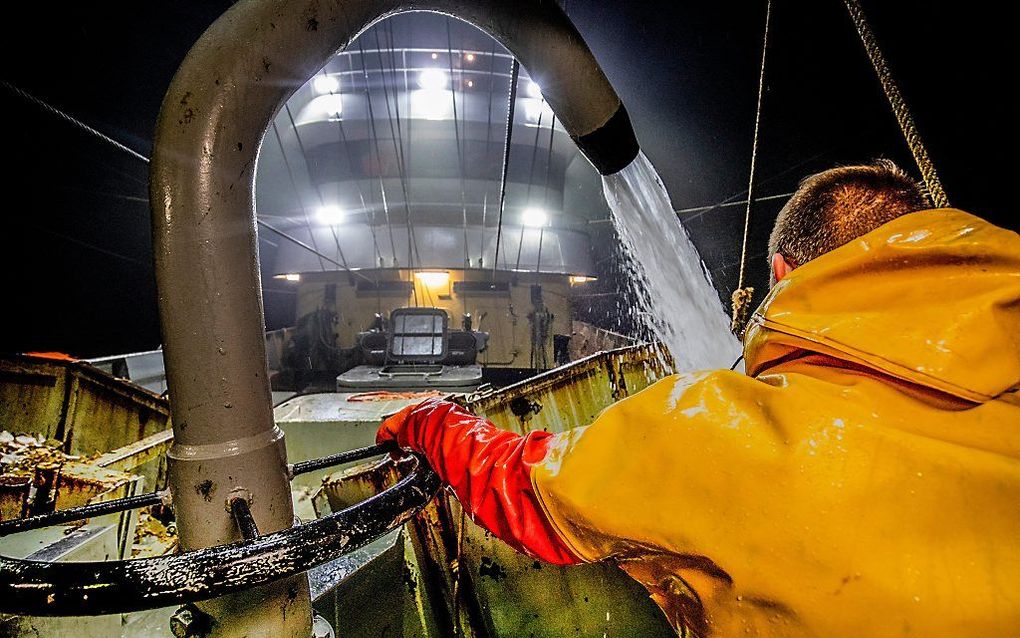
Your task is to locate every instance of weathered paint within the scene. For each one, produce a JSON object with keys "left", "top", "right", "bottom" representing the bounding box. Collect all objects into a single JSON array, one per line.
[
  {"left": 0, "top": 354, "right": 170, "bottom": 456},
  {"left": 0, "top": 452, "right": 438, "bottom": 617},
  {"left": 450, "top": 344, "right": 676, "bottom": 637},
  {"left": 0, "top": 475, "right": 31, "bottom": 521},
  {"left": 301, "top": 345, "right": 676, "bottom": 638}
]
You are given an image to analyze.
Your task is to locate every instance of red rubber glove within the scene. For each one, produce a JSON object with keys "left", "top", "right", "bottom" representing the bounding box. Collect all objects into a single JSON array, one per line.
[{"left": 377, "top": 399, "right": 582, "bottom": 566}]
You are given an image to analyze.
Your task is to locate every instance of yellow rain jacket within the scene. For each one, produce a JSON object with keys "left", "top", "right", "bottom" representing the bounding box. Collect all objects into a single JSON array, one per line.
[{"left": 532, "top": 208, "right": 1020, "bottom": 636}]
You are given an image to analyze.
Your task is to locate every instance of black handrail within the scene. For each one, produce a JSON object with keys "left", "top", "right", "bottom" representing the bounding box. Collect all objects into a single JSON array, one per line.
[
  {"left": 0, "top": 443, "right": 398, "bottom": 538},
  {"left": 0, "top": 490, "right": 167, "bottom": 538},
  {"left": 0, "top": 446, "right": 439, "bottom": 617}
]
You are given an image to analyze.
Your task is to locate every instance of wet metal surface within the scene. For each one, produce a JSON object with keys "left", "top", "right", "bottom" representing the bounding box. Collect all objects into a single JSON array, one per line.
[
  {"left": 0, "top": 355, "right": 170, "bottom": 457},
  {"left": 0, "top": 452, "right": 438, "bottom": 617}
]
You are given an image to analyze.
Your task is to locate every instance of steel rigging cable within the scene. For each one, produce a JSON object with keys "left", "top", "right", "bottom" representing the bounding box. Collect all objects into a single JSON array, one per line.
[
  {"left": 282, "top": 103, "right": 355, "bottom": 274},
  {"left": 372, "top": 28, "right": 423, "bottom": 279},
  {"left": 492, "top": 59, "right": 520, "bottom": 279},
  {"left": 1, "top": 79, "right": 353, "bottom": 276},
  {"left": 271, "top": 120, "right": 328, "bottom": 272},
  {"left": 318, "top": 67, "right": 384, "bottom": 272}
]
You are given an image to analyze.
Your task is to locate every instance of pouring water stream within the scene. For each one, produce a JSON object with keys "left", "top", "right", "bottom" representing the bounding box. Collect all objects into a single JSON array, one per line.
[{"left": 602, "top": 152, "right": 741, "bottom": 371}]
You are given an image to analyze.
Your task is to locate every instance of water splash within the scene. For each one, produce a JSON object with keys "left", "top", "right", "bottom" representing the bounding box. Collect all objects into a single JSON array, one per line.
[{"left": 603, "top": 152, "right": 740, "bottom": 371}]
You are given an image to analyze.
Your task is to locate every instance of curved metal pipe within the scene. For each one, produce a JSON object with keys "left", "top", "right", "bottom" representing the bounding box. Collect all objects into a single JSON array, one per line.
[
  {"left": 0, "top": 455, "right": 439, "bottom": 617},
  {"left": 151, "top": 1, "right": 637, "bottom": 633}
]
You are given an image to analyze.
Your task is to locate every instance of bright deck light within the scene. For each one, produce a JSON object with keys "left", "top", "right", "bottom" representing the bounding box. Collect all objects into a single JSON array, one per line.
[
  {"left": 314, "top": 94, "right": 343, "bottom": 118},
  {"left": 411, "top": 89, "right": 452, "bottom": 120},
  {"left": 569, "top": 275, "right": 597, "bottom": 285},
  {"left": 312, "top": 74, "right": 340, "bottom": 95},
  {"left": 526, "top": 80, "right": 542, "bottom": 99},
  {"left": 522, "top": 207, "right": 549, "bottom": 227},
  {"left": 418, "top": 68, "right": 448, "bottom": 91},
  {"left": 414, "top": 271, "right": 450, "bottom": 287},
  {"left": 523, "top": 97, "right": 553, "bottom": 123},
  {"left": 274, "top": 273, "right": 301, "bottom": 282},
  {"left": 316, "top": 204, "right": 344, "bottom": 225}
]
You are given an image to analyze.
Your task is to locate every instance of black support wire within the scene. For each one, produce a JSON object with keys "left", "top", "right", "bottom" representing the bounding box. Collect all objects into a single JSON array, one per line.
[
  {"left": 372, "top": 29, "right": 422, "bottom": 276},
  {"left": 534, "top": 114, "right": 558, "bottom": 273},
  {"left": 348, "top": 51, "right": 400, "bottom": 267},
  {"left": 271, "top": 120, "right": 328, "bottom": 272},
  {"left": 282, "top": 103, "right": 356, "bottom": 274},
  {"left": 258, "top": 219, "right": 351, "bottom": 271},
  {"left": 4, "top": 79, "right": 355, "bottom": 276},
  {"left": 356, "top": 40, "right": 415, "bottom": 303},
  {"left": 492, "top": 59, "right": 520, "bottom": 279},
  {"left": 446, "top": 18, "right": 471, "bottom": 268},
  {"left": 1, "top": 80, "right": 149, "bottom": 164},
  {"left": 514, "top": 107, "right": 546, "bottom": 272},
  {"left": 319, "top": 67, "right": 384, "bottom": 271},
  {"left": 479, "top": 39, "right": 499, "bottom": 266},
  {"left": 369, "top": 28, "right": 427, "bottom": 306}
]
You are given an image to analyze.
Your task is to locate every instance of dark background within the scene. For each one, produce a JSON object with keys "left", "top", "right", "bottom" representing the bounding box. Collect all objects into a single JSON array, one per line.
[{"left": 0, "top": 1, "right": 1012, "bottom": 357}]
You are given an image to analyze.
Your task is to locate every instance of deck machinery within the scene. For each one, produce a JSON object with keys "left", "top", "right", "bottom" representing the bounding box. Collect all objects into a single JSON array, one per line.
[{"left": 0, "top": 0, "right": 679, "bottom": 636}]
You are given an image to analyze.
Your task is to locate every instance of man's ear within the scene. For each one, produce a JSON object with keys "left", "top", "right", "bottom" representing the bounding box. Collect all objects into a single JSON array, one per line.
[{"left": 771, "top": 253, "right": 796, "bottom": 284}]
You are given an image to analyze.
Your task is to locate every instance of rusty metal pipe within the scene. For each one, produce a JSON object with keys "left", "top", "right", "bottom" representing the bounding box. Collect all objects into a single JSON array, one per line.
[{"left": 151, "top": 1, "right": 636, "bottom": 635}]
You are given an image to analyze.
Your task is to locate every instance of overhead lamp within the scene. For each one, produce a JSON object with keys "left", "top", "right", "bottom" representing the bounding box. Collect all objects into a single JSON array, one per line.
[
  {"left": 521, "top": 207, "right": 549, "bottom": 228},
  {"left": 569, "top": 275, "right": 597, "bottom": 286},
  {"left": 274, "top": 273, "right": 301, "bottom": 282},
  {"left": 411, "top": 89, "right": 452, "bottom": 120},
  {"left": 314, "top": 94, "right": 343, "bottom": 118},
  {"left": 312, "top": 74, "right": 340, "bottom": 95},
  {"left": 418, "top": 68, "right": 449, "bottom": 91},
  {"left": 431, "top": 52, "right": 439, "bottom": 60},
  {"left": 465, "top": 53, "right": 476, "bottom": 62},
  {"left": 414, "top": 270, "right": 450, "bottom": 287},
  {"left": 315, "top": 204, "right": 345, "bottom": 225},
  {"left": 523, "top": 97, "right": 553, "bottom": 123},
  {"left": 526, "top": 80, "right": 542, "bottom": 99}
]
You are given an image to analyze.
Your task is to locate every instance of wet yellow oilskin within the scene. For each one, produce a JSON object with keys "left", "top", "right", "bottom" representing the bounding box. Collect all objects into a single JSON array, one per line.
[{"left": 533, "top": 209, "right": 1020, "bottom": 636}]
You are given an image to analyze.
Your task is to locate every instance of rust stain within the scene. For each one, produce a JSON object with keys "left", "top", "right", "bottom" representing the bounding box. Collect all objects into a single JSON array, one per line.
[
  {"left": 478, "top": 556, "right": 507, "bottom": 582},
  {"left": 195, "top": 479, "right": 216, "bottom": 502}
]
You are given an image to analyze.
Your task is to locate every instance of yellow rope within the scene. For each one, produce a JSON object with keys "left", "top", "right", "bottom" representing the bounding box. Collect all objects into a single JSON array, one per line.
[
  {"left": 731, "top": 0, "right": 772, "bottom": 337},
  {"left": 843, "top": 0, "right": 949, "bottom": 208}
]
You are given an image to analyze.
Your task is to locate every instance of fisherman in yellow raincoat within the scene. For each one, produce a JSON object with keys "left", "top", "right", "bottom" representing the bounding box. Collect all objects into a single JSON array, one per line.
[{"left": 379, "top": 160, "right": 1020, "bottom": 637}]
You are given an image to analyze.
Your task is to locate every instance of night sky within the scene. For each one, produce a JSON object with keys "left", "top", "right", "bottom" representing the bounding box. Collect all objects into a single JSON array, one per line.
[{"left": 0, "top": 1, "right": 1012, "bottom": 357}]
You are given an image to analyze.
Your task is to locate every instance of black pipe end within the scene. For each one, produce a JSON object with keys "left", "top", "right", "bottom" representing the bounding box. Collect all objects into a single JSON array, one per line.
[{"left": 573, "top": 105, "right": 640, "bottom": 176}]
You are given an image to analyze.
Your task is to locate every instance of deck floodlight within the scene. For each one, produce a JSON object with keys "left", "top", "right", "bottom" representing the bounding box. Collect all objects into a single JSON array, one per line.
[
  {"left": 414, "top": 270, "right": 450, "bottom": 287},
  {"left": 318, "top": 94, "right": 343, "bottom": 118},
  {"left": 418, "top": 68, "right": 448, "bottom": 91},
  {"left": 313, "top": 74, "right": 340, "bottom": 95},
  {"left": 316, "top": 204, "right": 345, "bottom": 225},
  {"left": 412, "top": 89, "right": 452, "bottom": 120},
  {"left": 522, "top": 207, "right": 549, "bottom": 227}
]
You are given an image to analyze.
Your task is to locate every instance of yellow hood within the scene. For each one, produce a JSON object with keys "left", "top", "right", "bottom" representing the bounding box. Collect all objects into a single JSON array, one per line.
[
  {"left": 532, "top": 209, "right": 1020, "bottom": 636},
  {"left": 745, "top": 208, "right": 1020, "bottom": 402}
]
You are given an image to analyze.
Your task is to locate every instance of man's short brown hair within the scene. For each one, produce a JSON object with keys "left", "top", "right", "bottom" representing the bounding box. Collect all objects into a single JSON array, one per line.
[{"left": 768, "top": 160, "right": 930, "bottom": 268}]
